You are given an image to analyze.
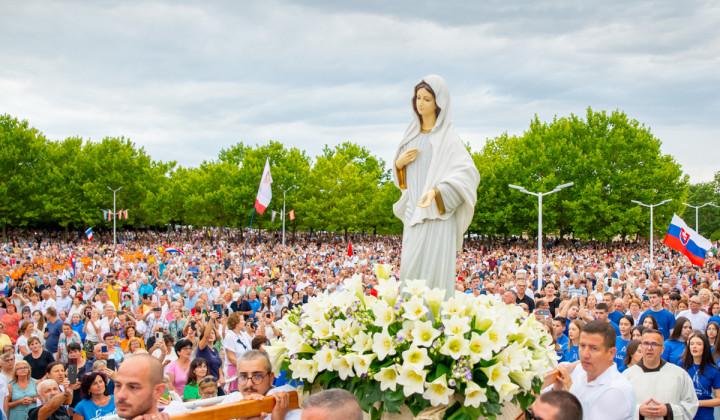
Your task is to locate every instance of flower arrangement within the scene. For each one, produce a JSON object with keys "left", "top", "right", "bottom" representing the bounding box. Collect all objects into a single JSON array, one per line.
[{"left": 265, "top": 274, "right": 558, "bottom": 420}]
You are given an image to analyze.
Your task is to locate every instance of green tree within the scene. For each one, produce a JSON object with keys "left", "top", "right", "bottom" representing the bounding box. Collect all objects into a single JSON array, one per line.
[
  {"left": 303, "top": 142, "right": 385, "bottom": 239},
  {"left": 0, "top": 115, "right": 47, "bottom": 239},
  {"left": 684, "top": 175, "right": 720, "bottom": 240},
  {"left": 472, "top": 108, "right": 689, "bottom": 241}
]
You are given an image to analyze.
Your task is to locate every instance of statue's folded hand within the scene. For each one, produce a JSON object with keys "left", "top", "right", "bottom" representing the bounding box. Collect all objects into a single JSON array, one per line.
[{"left": 396, "top": 148, "right": 418, "bottom": 170}]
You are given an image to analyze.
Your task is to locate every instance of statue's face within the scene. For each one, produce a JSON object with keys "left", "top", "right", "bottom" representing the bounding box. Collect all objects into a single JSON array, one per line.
[{"left": 415, "top": 87, "right": 437, "bottom": 120}]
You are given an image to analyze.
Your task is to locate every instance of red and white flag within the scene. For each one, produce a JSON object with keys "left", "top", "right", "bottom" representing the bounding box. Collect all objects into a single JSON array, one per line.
[
  {"left": 289, "top": 209, "right": 295, "bottom": 220},
  {"left": 347, "top": 240, "right": 353, "bottom": 256},
  {"left": 254, "top": 158, "right": 272, "bottom": 214}
]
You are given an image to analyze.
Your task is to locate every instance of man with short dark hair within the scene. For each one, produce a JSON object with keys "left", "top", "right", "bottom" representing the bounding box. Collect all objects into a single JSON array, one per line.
[
  {"left": 594, "top": 303, "right": 621, "bottom": 335},
  {"left": 554, "top": 321, "right": 635, "bottom": 419},
  {"left": 301, "top": 388, "right": 362, "bottom": 420},
  {"left": 44, "top": 307, "right": 63, "bottom": 355},
  {"left": 114, "top": 354, "right": 168, "bottom": 420},
  {"left": 527, "top": 390, "right": 583, "bottom": 420},
  {"left": 623, "top": 329, "right": 698, "bottom": 419},
  {"left": 639, "top": 290, "right": 676, "bottom": 339},
  {"left": 515, "top": 279, "right": 535, "bottom": 312}
]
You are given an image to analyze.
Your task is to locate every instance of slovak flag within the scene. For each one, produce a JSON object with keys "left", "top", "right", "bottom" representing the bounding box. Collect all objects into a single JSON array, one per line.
[
  {"left": 85, "top": 228, "right": 93, "bottom": 242},
  {"left": 164, "top": 246, "right": 185, "bottom": 255},
  {"left": 663, "top": 214, "right": 712, "bottom": 266},
  {"left": 254, "top": 158, "right": 272, "bottom": 214}
]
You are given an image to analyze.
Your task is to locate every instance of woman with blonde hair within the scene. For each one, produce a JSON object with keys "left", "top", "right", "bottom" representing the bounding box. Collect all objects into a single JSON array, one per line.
[
  {"left": 6, "top": 360, "right": 36, "bottom": 420},
  {"left": 15, "top": 321, "right": 35, "bottom": 357},
  {"left": 124, "top": 337, "right": 144, "bottom": 355},
  {"left": 563, "top": 319, "right": 585, "bottom": 363}
]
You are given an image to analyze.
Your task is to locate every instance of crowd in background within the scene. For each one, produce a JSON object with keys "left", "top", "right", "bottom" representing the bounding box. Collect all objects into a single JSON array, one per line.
[{"left": 0, "top": 227, "right": 719, "bottom": 419}]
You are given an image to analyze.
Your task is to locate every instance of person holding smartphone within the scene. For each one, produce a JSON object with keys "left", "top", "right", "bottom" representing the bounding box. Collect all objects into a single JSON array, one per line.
[
  {"left": 196, "top": 310, "right": 225, "bottom": 394},
  {"left": 257, "top": 311, "right": 280, "bottom": 340}
]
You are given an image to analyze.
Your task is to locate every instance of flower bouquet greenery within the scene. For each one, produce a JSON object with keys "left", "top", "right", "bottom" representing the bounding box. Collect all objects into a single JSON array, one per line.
[{"left": 265, "top": 275, "right": 558, "bottom": 420}]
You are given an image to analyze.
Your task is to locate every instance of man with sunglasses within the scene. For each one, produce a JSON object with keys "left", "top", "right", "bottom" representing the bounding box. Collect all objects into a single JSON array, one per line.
[
  {"left": 623, "top": 328, "right": 698, "bottom": 419},
  {"left": 221, "top": 350, "right": 301, "bottom": 419}
]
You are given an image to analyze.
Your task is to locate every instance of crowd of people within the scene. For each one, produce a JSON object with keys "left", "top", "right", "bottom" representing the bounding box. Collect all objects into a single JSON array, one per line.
[{"left": 0, "top": 227, "right": 719, "bottom": 419}]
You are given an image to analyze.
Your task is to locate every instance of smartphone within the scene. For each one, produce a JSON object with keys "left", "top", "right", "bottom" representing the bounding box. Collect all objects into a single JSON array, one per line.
[
  {"left": 155, "top": 332, "right": 163, "bottom": 341},
  {"left": 68, "top": 358, "right": 78, "bottom": 384},
  {"left": 153, "top": 308, "right": 161, "bottom": 312},
  {"left": 116, "top": 310, "right": 123, "bottom": 316},
  {"left": 536, "top": 309, "right": 550, "bottom": 320},
  {"left": 213, "top": 304, "right": 223, "bottom": 314},
  {"left": 161, "top": 387, "right": 169, "bottom": 401},
  {"left": 96, "top": 288, "right": 102, "bottom": 294},
  {"left": 106, "top": 359, "right": 116, "bottom": 371},
  {"left": 101, "top": 345, "right": 107, "bottom": 353},
  {"left": 190, "top": 321, "right": 197, "bottom": 331}
]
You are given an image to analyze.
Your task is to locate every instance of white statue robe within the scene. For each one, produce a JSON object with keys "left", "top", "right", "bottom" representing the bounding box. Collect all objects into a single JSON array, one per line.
[{"left": 393, "top": 75, "right": 480, "bottom": 293}]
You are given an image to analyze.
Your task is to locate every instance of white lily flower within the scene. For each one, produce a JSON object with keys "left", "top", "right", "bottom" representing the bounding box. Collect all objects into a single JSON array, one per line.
[
  {"left": 402, "top": 279, "right": 427, "bottom": 296},
  {"left": 481, "top": 363, "right": 511, "bottom": 389},
  {"left": 312, "top": 346, "right": 338, "bottom": 372},
  {"left": 498, "top": 382, "right": 520, "bottom": 402},
  {"left": 509, "top": 370, "right": 534, "bottom": 390},
  {"left": 485, "top": 326, "right": 509, "bottom": 353},
  {"left": 376, "top": 365, "right": 399, "bottom": 391},
  {"left": 396, "top": 364, "right": 426, "bottom": 397},
  {"left": 442, "top": 314, "right": 471, "bottom": 336},
  {"left": 289, "top": 358, "right": 319, "bottom": 382},
  {"left": 412, "top": 319, "right": 440, "bottom": 347},
  {"left": 348, "top": 353, "right": 376, "bottom": 376},
  {"left": 423, "top": 374, "right": 454, "bottom": 407},
  {"left": 374, "top": 263, "right": 393, "bottom": 280},
  {"left": 332, "top": 318, "right": 353, "bottom": 339},
  {"left": 344, "top": 275, "right": 365, "bottom": 300},
  {"left": 425, "top": 288, "right": 445, "bottom": 319},
  {"left": 439, "top": 334, "right": 470, "bottom": 359},
  {"left": 283, "top": 332, "right": 316, "bottom": 355},
  {"left": 371, "top": 300, "right": 395, "bottom": 328},
  {"left": 371, "top": 328, "right": 396, "bottom": 361},
  {"left": 350, "top": 330, "right": 373, "bottom": 353},
  {"left": 402, "top": 295, "right": 427, "bottom": 321},
  {"left": 375, "top": 276, "right": 399, "bottom": 305},
  {"left": 463, "top": 381, "right": 488, "bottom": 408},
  {"left": 264, "top": 342, "right": 288, "bottom": 374},
  {"left": 468, "top": 331, "right": 494, "bottom": 363},
  {"left": 402, "top": 344, "right": 433, "bottom": 369},
  {"left": 332, "top": 355, "right": 356, "bottom": 380}
]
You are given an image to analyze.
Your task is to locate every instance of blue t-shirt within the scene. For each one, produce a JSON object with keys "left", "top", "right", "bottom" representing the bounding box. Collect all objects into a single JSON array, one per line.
[
  {"left": 615, "top": 336, "right": 631, "bottom": 370},
  {"left": 196, "top": 344, "right": 223, "bottom": 379},
  {"left": 564, "top": 345, "right": 579, "bottom": 363},
  {"left": 74, "top": 395, "right": 117, "bottom": 420},
  {"left": 640, "top": 309, "right": 676, "bottom": 340},
  {"left": 686, "top": 364, "right": 720, "bottom": 420},
  {"left": 608, "top": 310, "right": 624, "bottom": 325},
  {"left": 44, "top": 319, "right": 64, "bottom": 353},
  {"left": 662, "top": 339, "right": 686, "bottom": 366}
]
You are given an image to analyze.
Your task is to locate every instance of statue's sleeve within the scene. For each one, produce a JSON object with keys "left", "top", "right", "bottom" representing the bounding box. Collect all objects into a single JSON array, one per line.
[{"left": 435, "top": 182, "right": 463, "bottom": 215}]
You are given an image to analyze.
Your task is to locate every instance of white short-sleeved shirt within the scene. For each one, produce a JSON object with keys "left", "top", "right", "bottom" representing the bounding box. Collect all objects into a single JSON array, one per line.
[{"left": 569, "top": 363, "right": 636, "bottom": 420}]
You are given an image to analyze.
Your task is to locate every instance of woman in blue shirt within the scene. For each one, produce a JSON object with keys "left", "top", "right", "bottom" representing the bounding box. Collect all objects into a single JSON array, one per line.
[
  {"left": 614, "top": 315, "right": 634, "bottom": 370},
  {"left": 74, "top": 371, "right": 117, "bottom": 420},
  {"left": 563, "top": 319, "right": 583, "bottom": 363},
  {"left": 680, "top": 331, "right": 720, "bottom": 420},
  {"left": 663, "top": 316, "right": 691, "bottom": 366}
]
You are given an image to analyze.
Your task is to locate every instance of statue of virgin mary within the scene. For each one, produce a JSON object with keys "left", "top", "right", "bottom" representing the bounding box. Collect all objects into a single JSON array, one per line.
[{"left": 393, "top": 75, "right": 480, "bottom": 294}]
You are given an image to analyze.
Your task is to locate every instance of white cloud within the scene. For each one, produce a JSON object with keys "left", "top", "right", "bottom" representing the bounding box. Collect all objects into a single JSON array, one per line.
[{"left": 0, "top": 0, "right": 717, "bottom": 184}]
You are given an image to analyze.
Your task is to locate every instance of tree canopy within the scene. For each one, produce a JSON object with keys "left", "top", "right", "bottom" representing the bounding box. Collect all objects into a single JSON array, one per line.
[{"left": 0, "top": 109, "right": 703, "bottom": 242}]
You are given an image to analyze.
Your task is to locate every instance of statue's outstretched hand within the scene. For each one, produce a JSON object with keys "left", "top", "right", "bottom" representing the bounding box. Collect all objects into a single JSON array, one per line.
[
  {"left": 417, "top": 189, "right": 436, "bottom": 208},
  {"left": 396, "top": 148, "right": 418, "bottom": 169}
]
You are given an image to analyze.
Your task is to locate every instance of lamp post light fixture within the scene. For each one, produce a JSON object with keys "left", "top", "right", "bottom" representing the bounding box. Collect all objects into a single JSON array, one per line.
[
  {"left": 631, "top": 199, "right": 672, "bottom": 267},
  {"left": 681, "top": 202, "right": 720, "bottom": 233},
  {"left": 508, "top": 182, "right": 574, "bottom": 290},
  {"left": 107, "top": 186, "right": 122, "bottom": 246}
]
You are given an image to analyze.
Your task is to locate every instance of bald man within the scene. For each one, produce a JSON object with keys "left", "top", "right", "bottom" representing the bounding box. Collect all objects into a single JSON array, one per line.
[
  {"left": 114, "top": 354, "right": 168, "bottom": 420},
  {"left": 301, "top": 389, "right": 362, "bottom": 420}
]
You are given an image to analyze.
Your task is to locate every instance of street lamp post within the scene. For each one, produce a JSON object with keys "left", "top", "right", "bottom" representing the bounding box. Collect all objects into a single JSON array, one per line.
[
  {"left": 631, "top": 199, "right": 672, "bottom": 266},
  {"left": 681, "top": 202, "right": 720, "bottom": 233},
  {"left": 280, "top": 185, "right": 294, "bottom": 247},
  {"left": 107, "top": 186, "right": 122, "bottom": 246},
  {"left": 508, "top": 182, "right": 574, "bottom": 291}
]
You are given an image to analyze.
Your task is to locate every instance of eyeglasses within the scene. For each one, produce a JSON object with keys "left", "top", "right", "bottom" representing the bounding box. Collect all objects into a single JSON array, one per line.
[
  {"left": 524, "top": 407, "right": 545, "bottom": 420},
  {"left": 15, "top": 367, "right": 28, "bottom": 370},
  {"left": 237, "top": 372, "right": 270, "bottom": 385},
  {"left": 200, "top": 376, "right": 218, "bottom": 384},
  {"left": 642, "top": 342, "right": 662, "bottom": 349}
]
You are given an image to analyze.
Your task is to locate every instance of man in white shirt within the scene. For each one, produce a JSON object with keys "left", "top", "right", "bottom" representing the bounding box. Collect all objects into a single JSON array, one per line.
[
  {"left": 554, "top": 321, "right": 635, "bottom": 420},
  {"left": 676, "top": 296, "right": 709, "bottom": 331},
  {"left": 56, "top": 289, "right": 73, "bottom": 313}
]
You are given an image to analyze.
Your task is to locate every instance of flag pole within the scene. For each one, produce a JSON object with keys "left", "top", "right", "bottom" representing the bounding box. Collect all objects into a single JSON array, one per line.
[{"left": 240, "top": 208, "right": 256, "bottom": 280}]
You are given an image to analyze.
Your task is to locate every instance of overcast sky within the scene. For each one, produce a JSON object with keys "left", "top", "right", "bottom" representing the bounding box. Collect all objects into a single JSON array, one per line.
[{"left": 1, "top": 0, "right": 718, "bottom": 184}]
